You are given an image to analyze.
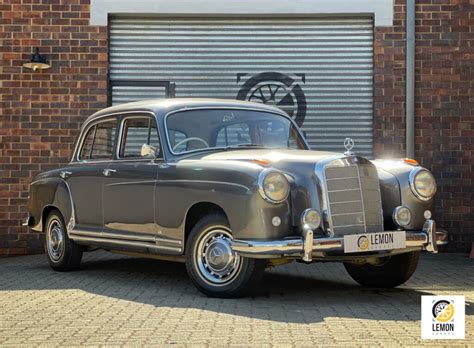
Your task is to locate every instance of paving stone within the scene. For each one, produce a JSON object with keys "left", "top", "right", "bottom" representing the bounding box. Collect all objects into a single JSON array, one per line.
[{"left": 0, "top": 251, "right": 472, "bottom": 346}]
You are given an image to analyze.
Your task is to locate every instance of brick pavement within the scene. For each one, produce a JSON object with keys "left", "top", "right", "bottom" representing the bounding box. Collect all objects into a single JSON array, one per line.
[{"left": 0, "top": 251, "right": 472, "bottom": 346}]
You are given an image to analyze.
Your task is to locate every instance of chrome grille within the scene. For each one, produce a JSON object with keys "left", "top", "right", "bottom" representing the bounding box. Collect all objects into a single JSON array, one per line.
[{"left": 324, "top": 158, "right": 383, "bottom": 236}]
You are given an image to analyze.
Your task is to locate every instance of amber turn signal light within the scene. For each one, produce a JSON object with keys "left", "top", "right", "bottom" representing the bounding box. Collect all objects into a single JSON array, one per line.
[{"left": 402, "top": 158, "right": 419, "bottom": 166}]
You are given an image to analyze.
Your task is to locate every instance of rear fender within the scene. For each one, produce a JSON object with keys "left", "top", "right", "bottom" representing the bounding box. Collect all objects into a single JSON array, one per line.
[{"left": 28, "top": 177, "right": 75, "bottom": 234}]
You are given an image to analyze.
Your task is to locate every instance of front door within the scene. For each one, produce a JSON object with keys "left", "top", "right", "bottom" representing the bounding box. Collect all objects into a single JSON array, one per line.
[
  {"left": 102, "top": 115, "right": 161, "bottom": 243},
  {"left": 67, "top": 117, "right": 118, "bottom": 237}
]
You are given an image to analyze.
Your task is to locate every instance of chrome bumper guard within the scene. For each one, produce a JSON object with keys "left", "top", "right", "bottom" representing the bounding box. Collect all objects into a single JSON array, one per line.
[
  {"left": 231, "top": 219, "right": 448, "bottom": 262},
  {"left": 22, "top": 214, "right": 33, "bottom": 227}
]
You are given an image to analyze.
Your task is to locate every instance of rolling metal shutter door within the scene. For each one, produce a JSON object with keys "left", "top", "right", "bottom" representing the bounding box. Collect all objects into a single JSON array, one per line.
[{"left": 109, "top": 17, "right": 374, "bottom": 157}]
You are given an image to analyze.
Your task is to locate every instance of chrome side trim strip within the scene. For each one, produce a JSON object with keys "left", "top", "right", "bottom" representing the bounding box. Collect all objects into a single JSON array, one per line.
[
  {"left": 104, "top": 179, "right": 158, "bottom": 187},
  {"left": 71, "top": 235, "right": 182, "bottom": 253},
  {"left": 71, "top": 230, "right": 182, "bottom": 245},
  {"left": 155, "top": 237, "right": 182, "bottom": 245},
  {"left": 155, "top": 179, "right": 250, "bottom": 191}
]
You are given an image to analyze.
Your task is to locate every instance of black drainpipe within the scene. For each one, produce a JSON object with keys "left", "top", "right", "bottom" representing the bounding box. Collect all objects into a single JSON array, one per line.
[{"left": 406, "top": 0, "right": 415, "bottom": 158}]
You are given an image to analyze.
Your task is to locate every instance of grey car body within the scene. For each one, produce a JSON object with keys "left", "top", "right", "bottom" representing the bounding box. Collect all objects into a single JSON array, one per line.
[{"left": 25, "top": 98, "right": 447, "bottom": 297}]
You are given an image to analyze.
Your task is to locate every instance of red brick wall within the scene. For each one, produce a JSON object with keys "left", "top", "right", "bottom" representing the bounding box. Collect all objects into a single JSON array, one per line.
[
  {"left": 0, "top": 0, "right": 107, "bottom": 255},
  {"left": 374, "top": 0, "right": 474, "bottom": 252},
  {"left": 0, "top": 0, "right": 472, "bottom": 255}
]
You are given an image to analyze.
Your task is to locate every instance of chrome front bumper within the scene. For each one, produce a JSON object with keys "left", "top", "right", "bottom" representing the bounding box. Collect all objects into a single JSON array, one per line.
[{"left": 231, "top": 219, "right": 448, "bottom": 262}]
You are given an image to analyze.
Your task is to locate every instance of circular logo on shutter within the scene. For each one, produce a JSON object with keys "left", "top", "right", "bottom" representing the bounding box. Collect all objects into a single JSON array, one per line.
[{"left": 236, "top": 72, "right": 307, "bottom": 126}]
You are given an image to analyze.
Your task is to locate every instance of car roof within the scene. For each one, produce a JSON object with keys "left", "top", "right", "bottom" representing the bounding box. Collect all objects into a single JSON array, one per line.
[{"left": 86, "top": 98, "right": 287, "bottom": 122}]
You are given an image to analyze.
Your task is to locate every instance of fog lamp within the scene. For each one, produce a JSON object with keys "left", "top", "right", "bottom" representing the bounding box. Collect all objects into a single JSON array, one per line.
[
  {"left": 301, "top": 209, "right": 321, "bottom": 230},
  {"left": 393, "top": 206, "right": 412, "bottom": 227}
]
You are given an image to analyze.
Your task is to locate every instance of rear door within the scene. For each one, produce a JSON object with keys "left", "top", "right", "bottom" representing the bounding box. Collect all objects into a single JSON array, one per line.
[
  {"left": 67, "top": 117, "right": 118, "bottom": 237},
  {"left": 102, "top": 114, "right": 161, "bottom": 243}
]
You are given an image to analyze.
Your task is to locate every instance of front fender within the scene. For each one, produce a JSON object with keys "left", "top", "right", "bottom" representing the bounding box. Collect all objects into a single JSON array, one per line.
[
  {"left": 28, "top": 177, "right": 74, "bottom": 233},
  {"left": 373, "top": 160, "right": 435, "bottom": 230},
  {"left": 156, "top": 180, "right": 291, "bottom": 240}
]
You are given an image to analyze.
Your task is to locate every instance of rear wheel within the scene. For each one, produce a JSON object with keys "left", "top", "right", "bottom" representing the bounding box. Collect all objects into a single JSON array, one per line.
[
  {"left": 344, "top": 251, "right": 420, "bottom": 288},
  {"left": 185, "top": 214, "right": 265, "bottom": 298},
  {"left": 44, "top": 209, "right": 83, "bottom": 271}
]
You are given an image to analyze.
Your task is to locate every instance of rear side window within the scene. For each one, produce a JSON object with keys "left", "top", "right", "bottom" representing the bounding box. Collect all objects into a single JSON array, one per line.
[
  {"left": 119, "top": 117, "right": 161, "bottom": 158},
  {"left": 79, "top": 119, "right": 117, "bottom": 160}
]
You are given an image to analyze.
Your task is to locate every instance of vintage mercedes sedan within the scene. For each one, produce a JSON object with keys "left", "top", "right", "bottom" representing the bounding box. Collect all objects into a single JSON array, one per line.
[{"left": 25, "top": 99, "right": 448, "bottom": 297}]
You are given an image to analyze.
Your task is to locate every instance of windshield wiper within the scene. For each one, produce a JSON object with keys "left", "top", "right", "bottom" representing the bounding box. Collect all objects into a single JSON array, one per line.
[{"left": 224, "top": 143, "right": 266, "bottom": 150}]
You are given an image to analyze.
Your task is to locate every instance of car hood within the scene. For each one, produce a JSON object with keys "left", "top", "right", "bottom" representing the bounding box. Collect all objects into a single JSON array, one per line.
[
  {"left": 190, "top": 149, "right": 340, "bottom": 165},
  {"left": 178, "top": 149, "right": 357, "bottom": 176}
]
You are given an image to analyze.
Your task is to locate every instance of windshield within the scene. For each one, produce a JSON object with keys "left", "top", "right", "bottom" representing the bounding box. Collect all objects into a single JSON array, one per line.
[{"left": 166, "top": 109, "right": 306, "bottom": 154}]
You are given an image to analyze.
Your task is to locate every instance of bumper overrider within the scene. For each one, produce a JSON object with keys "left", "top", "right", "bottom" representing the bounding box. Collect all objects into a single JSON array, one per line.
[{"left": 231, "top": 219, "right": 448, "bottom": 262}]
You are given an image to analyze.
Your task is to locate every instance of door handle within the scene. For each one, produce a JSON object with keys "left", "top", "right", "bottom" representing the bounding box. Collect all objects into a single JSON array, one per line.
[
  {"left": 60, "top": 171, "right": 72, "bottom": 179},
  {"left": 103, "top": 169, "right": 117, "bottom": 177}
]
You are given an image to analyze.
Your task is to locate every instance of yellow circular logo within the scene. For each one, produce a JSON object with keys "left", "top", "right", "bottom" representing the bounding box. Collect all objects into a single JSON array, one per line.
[
  {"left": 432, "top": 300, "right": 455, "bottom": 323},
  {"left": 357, "top": 236, "right": 369, "bottom": 251}
]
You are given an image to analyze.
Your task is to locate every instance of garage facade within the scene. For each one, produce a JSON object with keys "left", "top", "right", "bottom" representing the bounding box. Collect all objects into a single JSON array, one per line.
[
  {"left": 0, "top": 0, "right": 472, "bottom": 255},
  {"left": 109, "top": 17, "right": 375, "bottom": 157}
]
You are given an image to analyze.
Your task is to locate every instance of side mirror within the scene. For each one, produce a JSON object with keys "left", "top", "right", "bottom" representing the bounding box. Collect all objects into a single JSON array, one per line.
[{"left": 141, "top": 144, "right": 157, "bottom": 158}]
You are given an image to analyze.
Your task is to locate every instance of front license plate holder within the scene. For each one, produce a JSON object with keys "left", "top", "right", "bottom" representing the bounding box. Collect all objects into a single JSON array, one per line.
[{"left": 344, "top": 231, "right": 406, "bottom": 253}]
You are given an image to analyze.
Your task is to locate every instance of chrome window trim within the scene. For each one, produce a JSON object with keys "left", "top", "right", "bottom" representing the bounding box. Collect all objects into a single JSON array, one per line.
[
  {"left": 75, "top": 116, "right": 118, "bottom": 163},
  {"left": 116, "top": 113, "right": 163, "bottom": 161},
  {"left": 408, "top": 167, "right": 436, "bottom": 201},
  {"left": 163, "top": 106, "right": 310, "bottom": 157},
  {"left": 71, "top": 110, "right": 158, "bottom": 163},
  {"left": 257, "top": 168, "right": 290, "bottom": 204}
]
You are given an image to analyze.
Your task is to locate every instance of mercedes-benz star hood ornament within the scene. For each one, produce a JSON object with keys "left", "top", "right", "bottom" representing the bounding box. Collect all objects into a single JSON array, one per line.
[{"left": 344, "top": 137, "right": 355, "bottom": 156}]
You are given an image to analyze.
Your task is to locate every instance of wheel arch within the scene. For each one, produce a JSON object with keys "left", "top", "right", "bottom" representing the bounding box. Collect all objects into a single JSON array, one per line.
[
  {"left": 29, "top": 178, "right": 74, "bottom": 233},
  {"left": 184, "top": 202, "right": 229, "bottom": 247}
]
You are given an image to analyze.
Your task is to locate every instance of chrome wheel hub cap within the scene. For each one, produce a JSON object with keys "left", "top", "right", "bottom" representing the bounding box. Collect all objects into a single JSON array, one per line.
[
  {"left": 196, "top": 228, "right": 241, "bottom": 285},
  {"left": 47, "top": 219, "right": 64, "bottom": 261}
]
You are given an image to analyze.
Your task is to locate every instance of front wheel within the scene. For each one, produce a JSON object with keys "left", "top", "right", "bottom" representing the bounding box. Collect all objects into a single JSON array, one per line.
[
  {"left": 185, "top": 214, "right": 265, "bottom": 298},
  {"left": 44, "top": 209, "right": 83, "bottom": 271},
  {"left": 344, "top": 251, "right": 420, "bottom": 288}
]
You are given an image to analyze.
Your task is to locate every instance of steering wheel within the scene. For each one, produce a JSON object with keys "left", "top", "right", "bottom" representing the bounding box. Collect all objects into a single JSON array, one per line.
[{"left": 173, "top": 137, "right": 209, "bottom": 152}]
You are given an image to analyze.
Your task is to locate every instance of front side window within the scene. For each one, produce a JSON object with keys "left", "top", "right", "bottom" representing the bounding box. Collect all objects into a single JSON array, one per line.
[
  {"left": 119, "top": 117, "right": 161, "bottom": 158},
  {"left": 78, "top": 119, "right": 117, "bottom": 160},
  {"left": 166, "top": 109, "right": 306, "bottom": 154}
]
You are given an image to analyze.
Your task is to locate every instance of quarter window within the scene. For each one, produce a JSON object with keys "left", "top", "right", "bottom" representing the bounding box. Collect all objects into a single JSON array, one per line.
[
  {"left": 120, "top": 117, "right": 161, "bottom": 158},
  {"left": 79, "top": 126, "right": 95, "bottom": 159},
  {"left": 79, "top": 119, "right": 117, "bottom": 160}
]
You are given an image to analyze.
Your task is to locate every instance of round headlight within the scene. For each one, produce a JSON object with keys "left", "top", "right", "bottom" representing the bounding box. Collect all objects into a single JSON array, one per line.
[
  {"left": 301, "top": 209, "right": 321, "bottom": 230},
  {"left": 393, "top": 206, "right": 412, "bottom": 227},
  {"left": 258, "top": 170, "right": 290, "bottom": 203},
  {"left": 410, "top": 168, "right": 436, "bottom": 201}
]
